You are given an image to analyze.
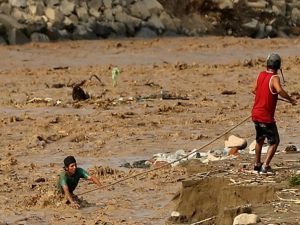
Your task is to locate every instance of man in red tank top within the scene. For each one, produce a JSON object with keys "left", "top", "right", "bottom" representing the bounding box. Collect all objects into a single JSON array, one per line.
[{"left": 251, "top": 53, "right": 296, "bottom": 174}]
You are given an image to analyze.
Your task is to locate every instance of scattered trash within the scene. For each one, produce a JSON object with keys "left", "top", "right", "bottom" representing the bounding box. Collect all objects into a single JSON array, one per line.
[
  {"left": 248, "top": 140, "right": 269, "bottom": 155},
  {"left": 52, "top": 83, "right": 65, "bottom": 88},
  {"left": 111, "top": 67, "right": 120, "bottom": 87},
  {"left": 120, "top": 160, "right": 151, "bottom": 169},
  {"left": 72, "top": 85, "right": 90, "bottom": 101},
  {"left": 27, "top": 97, "right": 62, "bottom": 105},
  {"left": 72, "top": 75, "right": 104, "bottom": 101},
  {"left": 221, "top": 90, "right": 236, "bottom": 95},
  {"left": 284, "top": 145, "right": 298, "bottom": 153}
]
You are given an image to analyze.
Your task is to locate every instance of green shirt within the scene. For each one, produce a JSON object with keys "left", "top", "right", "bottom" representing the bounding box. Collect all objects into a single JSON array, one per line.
[{"left": 57, "top": 167, "right": 90, "bottom": 194}]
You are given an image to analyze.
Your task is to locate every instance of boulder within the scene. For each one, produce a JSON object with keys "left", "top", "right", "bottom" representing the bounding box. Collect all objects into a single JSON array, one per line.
[
  {"left": 45, "top": 7, "right": 64, "bottom": 22},
  {"left": 271, "top": 0, "right": 286, "bottom": 16},
  {"left": 146, "top": 14, "right": 164, "bottom": 33},
  {"left": 0, "top": 13, "right": 24, "bottom": 29},
  {"left": 135, "top": 27, "right": 157, "bottom": 38},
  {"left": 44, "top": 0, "right": 60, "bottom": 7},
  {"left": 103, "top": 0, "right": 112, "bottom": 9},
  {"left": 7, "top": 28, "right": 30, "bottom": 45},
  {"left": 30, "top": 32, "right": 50, "bottom": 42},
  {"left": 60, "top": 0, "right": 75, "bottom": 16},
  {"left": 233, "top": 213, "right": 259, "bottom": 225},
  {"left": 109, "top": 21, "right": 126, "bottom": 36},
  {"left": 242, "top": 18, "right": 259, "bottom": 36},
  {"left": 9, "top": 0, "right": 27, "bottom": 8},
  {"left": 0, "top": 35, "right": 7, "bottom": 45},
  {"left": 142, "top": 0, "right": 163, "bottom": 15},
  {"left": 89, "top": 7, "right": 101, "bottom": 18},
  {"left": 93, "top": 21, "right": 112, "bottom": 38},
  {"left": 75, "top": 6, "right": 89, "bottom": 22},
  {"left": 215, "top": 0, "right": 234, "bottom": 9},
  {"left": 28, "top": 3, "right": 46, "bottom": 17},
  {"left": 0, "top": 3, "right": 12, "bottom": 14},
  {"left": 160, "top": 11, "right": 178, "bottom": 32},
  {"left": 72, "top": 24, "right": 97, "bottom": 40},
  {"left": 129, "top": 1, "right": 151, "bottom": 20},
  {"left": 291, "top": 8, "right": 300, "bottom": 25},
  {"left": 114, "top": 11, "right": 141, "bottom": 35},
  {"left": 88, "top": 0, "right": 103, "bottom": 11},
  {"left": 103, "top": 8, "right": 114, "bottom": 21}
]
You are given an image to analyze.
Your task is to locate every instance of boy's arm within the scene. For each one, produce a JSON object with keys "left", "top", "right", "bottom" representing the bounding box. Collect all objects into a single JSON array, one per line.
[
  {"left": 87, "top": 175, "right": 102, "bottom": 187},
  {"left": 252, "top": 79, "right": 257, "bottom": 94},
  {"left": 272, "top": 76, "right": 297, "bottom": 105},
  {"left": 62, "top": 185, "right": 80, "bottom": 209}
]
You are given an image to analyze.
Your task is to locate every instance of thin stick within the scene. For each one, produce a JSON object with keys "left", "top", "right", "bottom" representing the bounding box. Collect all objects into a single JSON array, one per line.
[
  {"left": 190, "top": 216, "right": 216, "bottom": 225},
  {"left": 78, "top": 115, "right": 251, "bottom": 196},
  {"left": 278, "top": 98, "right": 290, "bottom": 103}
]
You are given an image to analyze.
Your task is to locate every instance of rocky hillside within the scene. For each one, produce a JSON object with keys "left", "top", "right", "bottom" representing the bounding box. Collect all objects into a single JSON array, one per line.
[{"left": 0, "top": 0, "right": 300, "bottom": 45}]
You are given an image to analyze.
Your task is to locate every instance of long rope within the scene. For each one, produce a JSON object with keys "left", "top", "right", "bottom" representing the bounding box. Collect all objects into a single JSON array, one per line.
[{"left": 78, "top": 115, "right": 251, "bottom": 196}]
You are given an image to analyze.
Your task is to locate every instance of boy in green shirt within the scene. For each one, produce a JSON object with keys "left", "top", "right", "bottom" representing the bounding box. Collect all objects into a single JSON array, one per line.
[{"left": 57, "top": 156, "right": 102, "bottom": 209}]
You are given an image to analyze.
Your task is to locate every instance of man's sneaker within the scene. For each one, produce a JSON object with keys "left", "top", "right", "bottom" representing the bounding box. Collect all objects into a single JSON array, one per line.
[
  {"left": 260, "top": 166, "right": 275, "bottom": 175},
  {"left": 253, "top": 164, "right": 262, "bottom": 172}
]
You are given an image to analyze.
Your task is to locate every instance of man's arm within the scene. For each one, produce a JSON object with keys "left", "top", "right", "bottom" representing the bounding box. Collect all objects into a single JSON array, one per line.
[
  {"left": 272, "top": 76, "right": 297, "bottom": 105},
  {"left": 62, "top": 185, "right": 80, "bottom": 209}
]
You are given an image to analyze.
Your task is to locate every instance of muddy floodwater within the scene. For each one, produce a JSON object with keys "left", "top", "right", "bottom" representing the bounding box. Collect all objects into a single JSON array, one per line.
[{"left": 1, "top": 37, "right": 300, "bottom": 225}]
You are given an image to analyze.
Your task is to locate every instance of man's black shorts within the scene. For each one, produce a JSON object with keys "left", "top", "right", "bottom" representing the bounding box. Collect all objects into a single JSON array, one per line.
[{"left": 254, "top": 121, "right": 279, "bottom": 145}]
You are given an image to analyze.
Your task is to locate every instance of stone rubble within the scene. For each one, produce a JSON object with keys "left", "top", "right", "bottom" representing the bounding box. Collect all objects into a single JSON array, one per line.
[{"left": 0, "top": 0, "right": 299, "bottom": 45}]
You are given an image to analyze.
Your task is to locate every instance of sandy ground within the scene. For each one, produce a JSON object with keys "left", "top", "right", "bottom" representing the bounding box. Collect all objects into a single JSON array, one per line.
[{"left": 1, "top": 37, "right": 300, "bottom": 225}]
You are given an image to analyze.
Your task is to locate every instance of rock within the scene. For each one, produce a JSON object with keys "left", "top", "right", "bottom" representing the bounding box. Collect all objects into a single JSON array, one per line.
[
  {"left": 89, "top": 7, "right": 101, "bottom": 18},
  {"left": 216, "top": 0, "right": 234, "bottom": 9},
  {"left": 109, "top": 21, "right": 126, "bottom": 36},
  {"left": 72, "top": 24, "right": 97, "bottom": 40},
  {"left": 7, "top": 28, "right": 30, "bottom": 45},
  {"left": 9, "top": 0, "right": 27, "bottom": 8},
  {"left": 129, "top": 1, "right": 151, "bottom": 20},
  {"left": 146, "top": 14, "right": 164, "bottom": 33},
  {"left": 44, "top": 0, "right": 60, "bottom": 7},
  {"left": 233, "top": 213, "right": 259, "bottom": 225},
  {"left": 11, "top": 7, "right": 30, "bottom": 23},
  {"left": 112, "top": 4, "right": 123, "bottom": 14},
  {"left": 88, "top": 0, "right": 103, "bottom": 11},
  {"left": 28, "top": 2, "right": 45, "bottom": 16},
  {"left": 114, "top": 11, "right": 141, "bottom": 35},
  {"left": 75, "top": 6, "right": 89, "bottom": 22},
  {"left": 60, "top": 0, "right": 75, "bottom": 16},
  {"left": 45, "top": 8, "right": 64, "bottom": 22},
  {"left": 103, "top": 8, "right": 114, "bottom": 21},
  {"left": 255, "top": 22, "right": 265, "bottom": 38},
  {"left": 30, "top": 32, "right": 50, "bottom": 42},
  {"left": 0, "top": 3, "right": 12, "bottom": 14},
  {"left": 246, "top": 0, "right": 269, "bottom": 9},
  {"left": 242, "top": 19, "right": 259, "bottom": 36},
  {"left": 0, "top": 35, "right": 7, "bottom": 45},
  {"left": 291, "top": 8, "right": 300, "bottom": 25},
  {"left": 94, "top": 21, "right": 112, "bottom": 38},
  {"left": 160, "top": 11, "right": 178, "bottom": 32},
  {"left": 142, "top": 0, "right": 163, "bottom": 15},
  {"left": 135, "top": 27, "right": 157, "bottom": 38},
  {"left": 25, "top": 17, "right": 47, "bottom": 33},
  {"left": 271, "top": 0, "right": 286, "bottom": 16},
  {"left": 103, "top": 0, "right": 112, "bottom": 9},
  {"left": 0, "top": 13, "right": 24, "bottom": 29}
]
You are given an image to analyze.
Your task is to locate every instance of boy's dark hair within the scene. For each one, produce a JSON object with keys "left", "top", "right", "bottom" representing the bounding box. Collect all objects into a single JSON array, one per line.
[
  {"left": 267, "top": 53, "right": 281, "bottom": 70},
  {"left": 64, "top": 156, "right": 76, "bottom": 168}
]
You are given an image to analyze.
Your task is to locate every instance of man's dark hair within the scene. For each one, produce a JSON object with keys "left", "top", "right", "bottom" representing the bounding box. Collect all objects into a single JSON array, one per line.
[{"left": 64, "top": 156, "right": 76, "bottom": 168}]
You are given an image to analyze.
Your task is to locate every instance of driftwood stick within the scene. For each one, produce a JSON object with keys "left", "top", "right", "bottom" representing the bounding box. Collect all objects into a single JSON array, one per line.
[{"left": 190, "top": 216, "right": 216, "bottom": 225}]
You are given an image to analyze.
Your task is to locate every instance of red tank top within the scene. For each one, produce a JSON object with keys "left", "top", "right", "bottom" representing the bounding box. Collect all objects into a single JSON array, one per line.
[{"left": 251, "top": 71, "right": 278, "bottom": 123}]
